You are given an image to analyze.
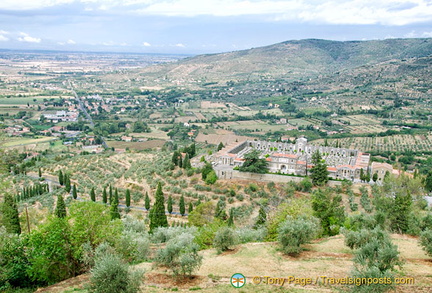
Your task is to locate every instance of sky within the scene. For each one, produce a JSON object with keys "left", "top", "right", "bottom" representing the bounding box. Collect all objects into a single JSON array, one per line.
[{"left": 1, "top": 0, "right": 432, "bottom": 54}]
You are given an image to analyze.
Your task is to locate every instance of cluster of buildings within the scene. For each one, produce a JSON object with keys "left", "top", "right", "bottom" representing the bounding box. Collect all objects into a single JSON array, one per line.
[
  {"left": 213, "top": 138, "right": 394, "bottom": 182},
  {"left": 43, "top": 110, "right": 79, "bottom": 123}
]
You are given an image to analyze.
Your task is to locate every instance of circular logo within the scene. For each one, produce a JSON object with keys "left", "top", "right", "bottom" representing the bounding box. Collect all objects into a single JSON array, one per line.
[{"left": 230, "top": 273, "right": 246, "bottom": 288}]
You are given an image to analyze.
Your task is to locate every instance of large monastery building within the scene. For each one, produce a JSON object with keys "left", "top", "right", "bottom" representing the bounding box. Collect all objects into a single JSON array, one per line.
[{"left": 213, "top": 138, "right": 377, "bottom": 181}]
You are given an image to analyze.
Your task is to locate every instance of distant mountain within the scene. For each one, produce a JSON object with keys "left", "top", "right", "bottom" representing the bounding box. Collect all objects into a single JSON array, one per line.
[{"left": 140, "top": 38, "right": 432, "bottom": 84}]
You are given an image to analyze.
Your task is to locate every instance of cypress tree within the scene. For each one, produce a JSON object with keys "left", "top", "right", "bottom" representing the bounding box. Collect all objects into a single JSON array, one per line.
[
  {"left": 110, "top": 193, "right": 121, "bottom": 220},
  {"left": 167, "top": 195, "right": 173, "bottom": 214},
  {"left": 38, "top": 167, "right": 42, "bottom": 178},
  {"left": 188, "top": 202, "right": 193, "bottom": 214},
  {"left": 125, "top": 189, "right": 131, "bottom": 207},
  {"left": 179, "top": 195, "right": 185, "bottom": 216},
  {"left": 55, "top": 194, "right": 67, "bottom": 218},
  {"left": 102, "top": 187, "right": 107, "bottom": 204},
  {"left": 178, "top": 153, "right": 183, "bottom": 168},
  {"left": 310, "top": 151, "right": 329, "bottom": 186},
  {"left": 254, "top": 205, "right": 267, "bottom": 228},
  {"left": 109, "top": 185, "right": 113, "bottom": 204},
  {"left": 227, "top": 208, "right": 234, "bottom": 226},
  {"left": 149, "top": 182, "right": 168, "bottom": 232},
  {"left": 217, "top": 142, "right": 224, "bottom": 151},
  {"left": 90, "top": 187, "right": 96, "bottom": 202},
  {"left": 190, "top": 143, "right": 196, "bottom": 157},
  {"left": 172, "top": 151, "right": 179, "bottom": 166},
  {"left": 65, "top": 174, "right": 71, "bottom": 193},
  {"left": 1, "top": 194, "right": 21, "bottom": 234},
  {"left": 58, "top": 170, "right": 64, "bottom": 186},
  {"left": 72, "top": 184, "right": 77, "bottom": 199},
  {"left": 115, "top": 188, "right": 119, "bottom": 203},
  {"left": 144, "top": 191, "right": 150, "bottom": 210},
  {"left": 183, "top": 153, "right": 191, "bottom": 169}
]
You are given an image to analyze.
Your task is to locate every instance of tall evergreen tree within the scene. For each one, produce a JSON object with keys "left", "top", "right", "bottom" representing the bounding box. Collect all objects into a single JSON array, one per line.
[
  {"left": 55, "top": 194, "right": 67, "bottom": 218},
  {"left": 310, "top": 151, "right": 329, "bottom": 186},
  {"left": 178, "top": 153, "right": 183, "bottom": 168},
  {"left": 115, "top": 188, "right": 119, "bottom": 204},
  {"left": 183, "top": 153, "right": 191, "bottom": 169},
  {"left": 149, "top": 182, "right": 168, "bottom": 232},
  {"left": 167, "top": 195, "right": 173, "bottom": 214},
  {"left": 125, "top": 189, "right": 131, "bottom": 207},
  {"left": 188, "top": 202, "right": 193, "bottom": 214},
  {"left": 227, "top": 208, "right": 234, "bottom": 226},
  {"left": 72, "top": 184, "right": 77, "bottom": 199},
  {"left": 38, "top": 167, "right": 42, "bottom": 178},
  {"left": 90, "top": 187, "right": 96, "bottom": 202},
  {"left": 179, "top": 195, "right": 185, "bottom": 215},
  {"left": 1, "top": 194, "right": 21, "bottom": 234},
  {"left": 58, "top": 170, "right": 64, "bottom": 186},
  {"left": 215, "top": 199, "right": 227, "bottom": 220},
  {"left": 172, "top": 151, "right": 180, "bottom": 166},
  {"left": 390, "top": 191, "right": 412, "bottom": 234},
  {"left": 254, "top": 205, "right": 267, "bottom": 229},
  {"left": 102, "top": 187, "right": 107, "bottom": 204},
  {"left": 144, "top": 191, "right": 150, "bottom": 210},
  {"left": 110, "top": 193, "right": 121, "bottom": 220},
  {"left": 109, "top": 185, "right": 113, "bottom": 204},
  {"left": 64, "top": 174, "right": 71, "bottom": 193},
  {"left": 217, "top": 142, "right": 224, "bottom": 151}
]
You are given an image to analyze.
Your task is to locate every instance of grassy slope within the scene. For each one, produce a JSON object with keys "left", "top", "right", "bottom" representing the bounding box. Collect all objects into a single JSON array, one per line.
[{"left": 38, "top": 234, "right": 432, "bottom": 293}]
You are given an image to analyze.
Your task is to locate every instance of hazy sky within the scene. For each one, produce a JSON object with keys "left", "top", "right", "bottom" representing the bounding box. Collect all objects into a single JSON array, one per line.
[{"left": 1, "top": 0, "right": 432, "bottom": 54}]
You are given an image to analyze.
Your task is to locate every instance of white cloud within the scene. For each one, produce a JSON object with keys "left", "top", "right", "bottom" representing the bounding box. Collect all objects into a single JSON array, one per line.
[
  {"left": 173, "top": 43, "right": 185, "bottom": 47},
  {"left": 1, "top": 0, "right": 431, "bottom": 27},
  {"left": 142, "top": 42, "right": 151, "bottom": 46},
  {"left": 421, "top": 31, "right": 432, "bottom": 37},
  {"left": 18, "top": 32, "right": 41, "bottom": 43},
  {"left": 0, "top": 35, "right": 9, "bottom": 41},
  {"left": 67, "top": 39, "right": 76, "bottom": 44}
]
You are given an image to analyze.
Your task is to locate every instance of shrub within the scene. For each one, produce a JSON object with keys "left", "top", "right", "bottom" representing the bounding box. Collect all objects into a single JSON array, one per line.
[
  {"left": 213, "top": 227, "right": 237, "bottom": 253},
  {"left": 277, "top": 216, "right": 320, "bottom": 255},
  {"left": 116, "top": 231, "right": 150, "bottom": 263},
  {"left": 151, "top": 226, "right": 197, "bottom": 243},
  {"left": 299, "top": 177, "right": 313, "bottom": 192},
  {"left": 154, "top": 232, "right": 202, "bottom": 277},
  {"left": 419, "top": 229, "right": 432, "bottom": 257},
  {"left": 122, "top": 216, "right": 147, "bottom": 233},
  {"left": 89, "top": 247, "right": 143, "bottom": 293},
  {"left": 235, "top": 227, "right": 267, "bottom": 243}
]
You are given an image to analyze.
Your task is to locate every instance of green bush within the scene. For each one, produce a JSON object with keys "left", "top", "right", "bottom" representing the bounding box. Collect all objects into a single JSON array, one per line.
[
  {"left": 115, "top": 231, "right": 150, "bottom": 263},
  {"left": 419, "top": 229, "right": 432, "bottom": 257},
  {"left": 235, "top": 227, "right": 267, "bottom": 243},
  {"left": 213, "top": 227, "right": 237, "bottom": 253},
  {"left": 151, "top": 226, "right": 197, "bottom": 243},
  {"left": 154, "top": 232, "right": 202, "bottom": 277},
  {"left": 277, "top": 216, "right": 320, "bottom": 255},
  {"left": 89, "top": 246, "right": 143, "bottom": 293}
]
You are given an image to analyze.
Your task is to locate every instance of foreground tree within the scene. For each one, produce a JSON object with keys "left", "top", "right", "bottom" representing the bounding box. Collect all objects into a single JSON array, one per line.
[
  {"left": 1, "top": 194, "right": 21, "bottom": 234},
  {"left": 167, "top": 195, "right": 173, "bottom": 214},
  {"left": 310, "top": 151, "right": 329, "bottom": 186},
  {"left": 155, "top": 232, "right": 202, "bottom": 277},
  {"left": 55, "top": 194, "right": 67, "bottom": 218},
  {"left": 278, "top": 216, "right": 320, "bottom": 254},
  {"left": 312, "top": 188, "right": 345, "bottom": 236},
  {"left": 238, "top": 149, "right": 268, "bottom": 174},
  {"left": 149, "top": 182, "right": 168, "bottom": 232},
  {"left": 89, "top": 245, "right": 142, "bottom": 293}
]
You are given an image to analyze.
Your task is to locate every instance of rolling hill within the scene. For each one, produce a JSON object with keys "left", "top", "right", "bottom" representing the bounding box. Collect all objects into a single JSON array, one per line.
[{"left": 139, "top": 38, "right": 432, "bottom": 84}]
